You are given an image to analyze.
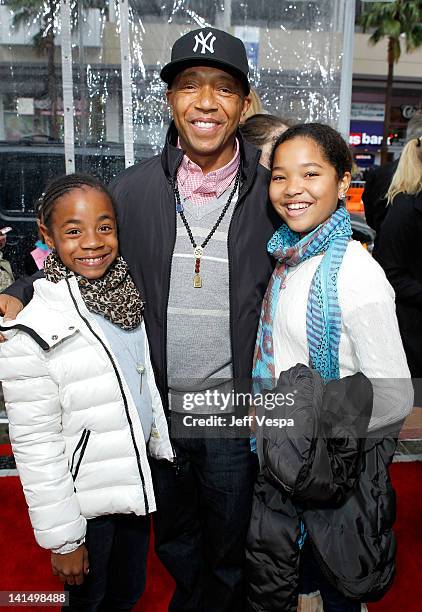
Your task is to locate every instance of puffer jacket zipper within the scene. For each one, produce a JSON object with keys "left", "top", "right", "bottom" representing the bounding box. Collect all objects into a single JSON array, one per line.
[
  {"left": 70, "top": 428, "right": 89, "bottom": 477},
  {"left": 162, "top": 166, "right": 184, "bottom": 477},
  {"left": 72, "top": 430, "right": 91, "bottom": 480},
  {"left": 65, "top": 278, "right": 149, "bottom": 513}
]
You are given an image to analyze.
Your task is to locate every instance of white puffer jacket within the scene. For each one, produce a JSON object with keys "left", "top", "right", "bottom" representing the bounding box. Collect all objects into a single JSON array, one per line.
[{"left": 0, "top": 277, "right": 174, "bottom": 553}]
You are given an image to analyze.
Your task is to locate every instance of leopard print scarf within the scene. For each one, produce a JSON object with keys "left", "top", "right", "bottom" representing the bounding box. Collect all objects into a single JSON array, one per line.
[{"left": 43, "top": 251, "right": 144, "bottom": 330}]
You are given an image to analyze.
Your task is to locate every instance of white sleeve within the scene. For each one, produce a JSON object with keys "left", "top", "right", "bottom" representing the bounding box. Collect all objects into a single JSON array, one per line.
[
  {"left": 0, "top": 333, "right": 86, "bottom": 551},
  {"left": 340, "top": 258, "right": 414, "bottom": 431}
]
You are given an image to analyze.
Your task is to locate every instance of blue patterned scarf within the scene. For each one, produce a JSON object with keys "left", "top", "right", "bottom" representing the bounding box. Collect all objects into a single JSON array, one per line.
[{"left": 253, "top": 206, "right": 352, "bottom": 387}]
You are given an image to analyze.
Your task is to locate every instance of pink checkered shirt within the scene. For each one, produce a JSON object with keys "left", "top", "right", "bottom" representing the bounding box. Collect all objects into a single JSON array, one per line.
[{"left": 176, "top": 139, "right": 240, "bottom": 206}]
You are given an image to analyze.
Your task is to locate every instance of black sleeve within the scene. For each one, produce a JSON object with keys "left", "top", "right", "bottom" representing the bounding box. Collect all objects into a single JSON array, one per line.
[
  {"left": 362, "top": 171, "right": 377, "bottom": 229},
  {"left": 376, "top": 197, "right": 422, "bottom": 309},
  {"left": 0, "top": 270, "right": 43, "bottom": 305},
  {"left": 362, "top": 168, "right": 392, "bottom": 233}
]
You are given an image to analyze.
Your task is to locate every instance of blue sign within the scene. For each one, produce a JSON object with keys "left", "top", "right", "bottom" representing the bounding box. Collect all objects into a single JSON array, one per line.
[{"left": 349, "top": 120, "right": 384, "bottom": 147}]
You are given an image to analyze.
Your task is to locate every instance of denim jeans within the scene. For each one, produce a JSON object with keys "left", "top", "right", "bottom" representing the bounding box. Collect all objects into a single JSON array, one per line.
[
  {"left": 65, "top": 513, "right": 150, "bottom": 612},
  {"left": 150, "top": 436, "right": 258, "bottom": 612},
  {"left": 299, "top": 540, "right": 361, "bottom": 612}
]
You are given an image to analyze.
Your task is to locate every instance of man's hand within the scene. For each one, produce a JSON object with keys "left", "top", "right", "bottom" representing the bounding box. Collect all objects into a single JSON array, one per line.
[
  {"left": 0, "top": 294, "right": 23, "bottom": 320},
  {"left": 0, "top": 295, "right": 23, "bottom": 341},
  {"left": 51, "top": 544, "right": 89, "bottom": 586},
  {"left": 249, "top": 404, "right": 257, "bottom": 434}
]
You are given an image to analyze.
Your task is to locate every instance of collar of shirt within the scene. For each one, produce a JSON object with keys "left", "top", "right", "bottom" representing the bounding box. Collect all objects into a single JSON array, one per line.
[{"left": 176, "top": 138, "right": 240, "bottom": 206}]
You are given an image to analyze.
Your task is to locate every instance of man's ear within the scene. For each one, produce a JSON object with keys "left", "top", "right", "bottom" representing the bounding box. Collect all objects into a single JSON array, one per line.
[
  {"left": 241, "top": 95, "right": 251, "bottom": 119},
  {"left": 166, "top": 88, "right": 174, "bottom": 112},
  {"left": 37, "top": 220, "right": 55, "bottom": 251}
]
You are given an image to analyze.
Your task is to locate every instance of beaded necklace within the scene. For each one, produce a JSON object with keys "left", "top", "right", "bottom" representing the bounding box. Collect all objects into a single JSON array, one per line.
[{"left": 172, "top": 166, "right": 240, "bottom": 288}]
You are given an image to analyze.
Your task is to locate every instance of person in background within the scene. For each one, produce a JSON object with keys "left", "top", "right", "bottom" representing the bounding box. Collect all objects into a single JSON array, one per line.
[
  {"left": 0, "top": 229, "right": 14, "bottom": 293},
  {"left": 375, "top": 135, "right": 422, "bottom": 402},
  {"left": 240, "top": 87, "right": 263, "bottom": 122},
  {"left": 362, "top": 161, "right": 398, "bottom": 236},
  {"left": 0, "top": 173, "right": 173, "bottom": 611},
  {"left": 24, "top": 236, "right": 51, "bottom": 276},
  {"left": 362, "top": 111, "right": 422, "bottom": 255},
  {"left": 240, "top": 113, "right": 293, "bottom": 169}
]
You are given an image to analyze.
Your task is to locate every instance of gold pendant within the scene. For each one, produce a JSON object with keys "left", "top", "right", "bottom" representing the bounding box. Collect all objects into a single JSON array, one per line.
[{"left": 193, "top": 273, "right": 202, "bottom": 288}]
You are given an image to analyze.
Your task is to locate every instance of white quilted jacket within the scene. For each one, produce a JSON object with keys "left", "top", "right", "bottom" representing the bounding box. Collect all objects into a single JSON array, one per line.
[{"left": 0, "top": 277, "right": 174, "bottom": 553}]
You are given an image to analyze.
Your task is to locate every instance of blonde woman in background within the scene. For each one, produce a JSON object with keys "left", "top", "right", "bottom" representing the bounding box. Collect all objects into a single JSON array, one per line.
[
  {"left": 376, "top": 136, "right": 422, "bottom": 398},
  {"left": 240, "top": 87, "right": 263, "bottom": 122}
]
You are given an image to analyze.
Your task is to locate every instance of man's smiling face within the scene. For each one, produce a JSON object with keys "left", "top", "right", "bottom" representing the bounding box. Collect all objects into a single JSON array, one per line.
[{"left": 166, "top": 66, "right": 250, "bottom": 172}]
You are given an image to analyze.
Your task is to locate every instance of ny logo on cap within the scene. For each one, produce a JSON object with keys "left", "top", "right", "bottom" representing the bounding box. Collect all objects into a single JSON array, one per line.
[{"left": 193, "top": 31, "right": 216, "bottom": 54}]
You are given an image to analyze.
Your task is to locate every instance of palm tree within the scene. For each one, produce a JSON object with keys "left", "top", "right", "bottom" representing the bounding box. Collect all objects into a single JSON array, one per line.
[
  {"left": 8, "top": 0, "right": 108, "bottom": 141},
  {"left": 360, "top": 0, "right": 422, "bottom": 165}
]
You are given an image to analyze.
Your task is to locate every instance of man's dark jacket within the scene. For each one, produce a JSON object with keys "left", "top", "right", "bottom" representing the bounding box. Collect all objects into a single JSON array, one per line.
[
  {"left": 247, "top": 365, "right": 397, "bottom": 612},
  {"left": 5, "top": 123, "right": 279, "bottom": 409}
]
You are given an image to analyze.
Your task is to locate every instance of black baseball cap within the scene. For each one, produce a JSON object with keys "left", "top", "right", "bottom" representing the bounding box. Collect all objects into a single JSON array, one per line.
[{"left": 160, "top": 28, "right": 250, "bottom": 94}]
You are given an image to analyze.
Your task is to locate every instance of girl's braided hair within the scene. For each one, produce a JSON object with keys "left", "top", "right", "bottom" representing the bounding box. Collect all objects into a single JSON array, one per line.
[{"left": 35, "top": 173, "right": 115, "bottom": 229}]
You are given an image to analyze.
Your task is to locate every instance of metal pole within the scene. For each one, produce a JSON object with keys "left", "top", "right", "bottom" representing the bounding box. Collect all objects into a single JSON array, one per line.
[
  {"left": 338, "top": 0, "right": 356, "bottom": 141},
  {"left": 78, "top": 1, "right": 87, "bottom": 149},
  {"left": 224, "top": 0, "right": 232, "bottom": 29},
  {"left": 60, "top": 0, "right": 75, "bottom": 173},
  {"left": 118, "top": 0, "right": 134, "bottom": 168},
  {"left": 109, "top": 0, "right": 117, "bottom": 23}
]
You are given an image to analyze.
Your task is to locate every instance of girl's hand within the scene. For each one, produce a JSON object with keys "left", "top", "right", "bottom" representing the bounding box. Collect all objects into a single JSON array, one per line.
[{"left": 51, "top": 544, "right": 89, "bottom": 586}]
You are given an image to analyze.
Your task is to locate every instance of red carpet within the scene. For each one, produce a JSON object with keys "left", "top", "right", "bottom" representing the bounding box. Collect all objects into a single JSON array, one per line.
[
  {"left": 368, "top": 462, "right": 422, "bottom": 612},
  {"left": 0, "top": 462, "right": 420, "bottom": 611},
  {"left": 0, "top": 478, "right": 173, "bottom": 612}
]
